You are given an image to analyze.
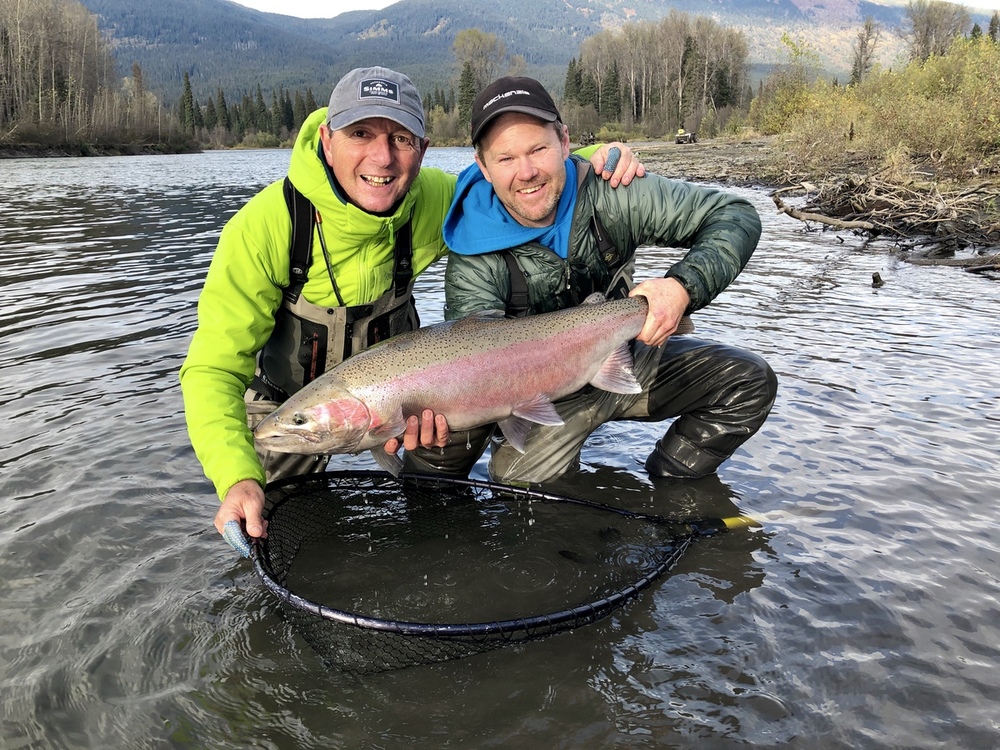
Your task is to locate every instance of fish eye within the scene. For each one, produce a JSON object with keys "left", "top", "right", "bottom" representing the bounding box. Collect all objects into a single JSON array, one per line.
[{"left": 292, "top": 413, "right": 307, "bottom": 425}]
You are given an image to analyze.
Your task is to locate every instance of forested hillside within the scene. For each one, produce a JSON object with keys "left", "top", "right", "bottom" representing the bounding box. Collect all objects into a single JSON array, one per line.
[
  {"left": 4, "top": 0, "right": 995, "bottom": 158},
  {"left": 74, "top": 0, "right": 946, "bottom": 103}
]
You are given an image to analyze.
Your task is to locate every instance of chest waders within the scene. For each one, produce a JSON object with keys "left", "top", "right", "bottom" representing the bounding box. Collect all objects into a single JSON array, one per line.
[{"left": 246, "top": 178, "right": 419, "bottom": 482}]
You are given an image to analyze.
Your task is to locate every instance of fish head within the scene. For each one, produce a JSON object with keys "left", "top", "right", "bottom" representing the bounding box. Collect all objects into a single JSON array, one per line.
[{"left": 253, "top": 384, "right": 372, "bottom": 455}]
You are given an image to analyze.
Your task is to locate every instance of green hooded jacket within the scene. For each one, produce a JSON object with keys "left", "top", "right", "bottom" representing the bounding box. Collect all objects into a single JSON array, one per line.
[{"left": 179, "top": 108, "right": 456, "bottom": 499}]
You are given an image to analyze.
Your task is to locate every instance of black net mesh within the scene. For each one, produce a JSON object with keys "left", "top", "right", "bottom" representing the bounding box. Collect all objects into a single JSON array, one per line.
[{"left": 252, "top": 471, "right": 704, "bottom": 674}]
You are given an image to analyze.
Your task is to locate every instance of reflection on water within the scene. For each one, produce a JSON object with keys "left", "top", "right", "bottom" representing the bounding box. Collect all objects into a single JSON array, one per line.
[{"left": 1, "top": 148, "right": 999, "bottom": 749}]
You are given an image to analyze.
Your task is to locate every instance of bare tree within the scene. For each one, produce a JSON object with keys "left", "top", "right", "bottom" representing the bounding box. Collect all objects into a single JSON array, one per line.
[
  {"left": 904, "top": 0, "right": 971, "bottom": 61},
  {"left": 452, "top": 29, "right": 507, "bottom": 92},
  {"left": 1, "top": 0, "right": 159, "bottom": 143},
  {"left": 851, "top": 17, "right": 882, "bottom": 85}
]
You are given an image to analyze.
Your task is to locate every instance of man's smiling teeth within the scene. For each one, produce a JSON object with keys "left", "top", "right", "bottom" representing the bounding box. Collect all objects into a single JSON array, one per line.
[
  {"left": 519, "top": 185, "right": 543, "bottom": 194},
  {"left": 363, "top": 175, "right": 394, "bottom": 186}
]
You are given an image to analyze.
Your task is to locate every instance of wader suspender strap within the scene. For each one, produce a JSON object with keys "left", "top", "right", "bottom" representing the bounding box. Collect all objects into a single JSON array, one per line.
[
  {"left": 283, "top": 177, "right": 314, "bottom": 305},
  {"left": 391, "top": 221, "right": 413, "bottom": 297},
  {"left": 502, "top": 251, "right": 530, "bottom": 318},
  {"left": 590, "top": 214, "right": 621, "bottom": 270},
  {"left": 502, "top": 213, "right": 625, "bottom": 318}
]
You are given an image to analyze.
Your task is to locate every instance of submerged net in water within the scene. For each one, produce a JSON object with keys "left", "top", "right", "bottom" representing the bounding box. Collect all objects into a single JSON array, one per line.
[{"left": 252, "top": 471, "right": 732, "bottom": 675}]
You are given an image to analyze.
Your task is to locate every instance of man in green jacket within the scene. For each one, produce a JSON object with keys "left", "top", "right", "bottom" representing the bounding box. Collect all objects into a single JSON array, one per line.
[
  {"left": 437, "top": 76, "right": 777, "bottom": 484},
  {"left": 179, "top": 67, "right": 641, "bottom": 547}
]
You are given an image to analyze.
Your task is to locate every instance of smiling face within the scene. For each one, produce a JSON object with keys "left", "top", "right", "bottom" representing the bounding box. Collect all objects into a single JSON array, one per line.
[
  {"left": 474, "top": 112, "right": 571, "bottom": 228},
  {"left": 321, "top": 117, "right": 428, "bottom": 214}
]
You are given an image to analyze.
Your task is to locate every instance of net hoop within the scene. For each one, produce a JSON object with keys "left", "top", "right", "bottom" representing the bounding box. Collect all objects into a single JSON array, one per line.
[{"left": 252, "top": 471, "right": 704, "bottom": 641}]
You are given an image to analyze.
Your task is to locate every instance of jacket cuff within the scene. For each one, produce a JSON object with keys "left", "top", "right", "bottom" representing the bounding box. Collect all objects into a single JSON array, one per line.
[{"left": 665, "top": 267, "right": 699, "bottom": 312}]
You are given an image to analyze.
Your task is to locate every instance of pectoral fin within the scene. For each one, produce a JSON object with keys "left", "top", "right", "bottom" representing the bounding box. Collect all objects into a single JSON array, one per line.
[
  {"left": 368, "top": 408, "right": 408, "bottom": 440},
  {"left": 589, "top": 342, "right": 643, "bottom": 394},
  {"left": 497, "top": 416, "right": 533, "bottom": 453},
  {"left": 370, "top": 445, "right": 404, "bottom": 476}
]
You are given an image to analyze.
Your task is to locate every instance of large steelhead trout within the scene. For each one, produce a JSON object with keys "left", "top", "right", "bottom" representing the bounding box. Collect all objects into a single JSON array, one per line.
[{"left": 254, "top": 294, "right": 665, "bottom": 473}]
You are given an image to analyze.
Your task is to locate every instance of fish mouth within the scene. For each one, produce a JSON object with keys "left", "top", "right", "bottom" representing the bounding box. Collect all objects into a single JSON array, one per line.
[{"left": 254, "top": 424, "right": 327, "bottom": 453}]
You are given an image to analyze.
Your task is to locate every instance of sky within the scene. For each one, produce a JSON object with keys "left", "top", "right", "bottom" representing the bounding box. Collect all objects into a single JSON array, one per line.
[{"left": 229, "top": 0, "right": 1000, "bottom": 18}]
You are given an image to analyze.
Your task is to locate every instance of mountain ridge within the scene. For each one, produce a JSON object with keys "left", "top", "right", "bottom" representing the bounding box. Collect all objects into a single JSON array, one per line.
[{"left": 78, "top": 0, "right": 990, "bottom": 103}]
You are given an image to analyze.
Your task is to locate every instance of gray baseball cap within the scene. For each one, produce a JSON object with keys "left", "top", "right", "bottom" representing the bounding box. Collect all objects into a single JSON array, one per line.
[{"left": 326, "top": 67, "right": 425, "bottom": 138}]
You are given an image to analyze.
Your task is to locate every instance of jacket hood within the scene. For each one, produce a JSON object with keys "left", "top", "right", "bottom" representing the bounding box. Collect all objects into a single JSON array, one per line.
[
  {"left": 443, "top": 159, "right": 578, "bottom": 258},
  {"left": 286, "top": 108, "right": 415, "bottom": 233}
]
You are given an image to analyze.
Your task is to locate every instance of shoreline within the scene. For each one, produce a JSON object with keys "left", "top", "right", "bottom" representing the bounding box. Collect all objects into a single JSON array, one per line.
[
  {"left": 633, "top": 136, "right": 999, "bottom": 268},
  {"left": 0, "top": 142, "right": 199, "bottom": 159}
]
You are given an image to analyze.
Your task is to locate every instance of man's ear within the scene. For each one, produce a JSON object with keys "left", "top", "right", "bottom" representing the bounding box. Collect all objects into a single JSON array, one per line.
[
  {"left": 319, "top": 124, "right": 335, "bottom": 164},
  {"left": 474, "top": 152, "right": 493, "bottom": 184},
  {"left": 559, "top": 123, "right": 571, "bottom": 158}
]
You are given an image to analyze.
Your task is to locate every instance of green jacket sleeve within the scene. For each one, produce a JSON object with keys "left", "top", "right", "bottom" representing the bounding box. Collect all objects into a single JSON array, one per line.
[{"left": 179, "top": 182, "right": 289, "bottom": 500}]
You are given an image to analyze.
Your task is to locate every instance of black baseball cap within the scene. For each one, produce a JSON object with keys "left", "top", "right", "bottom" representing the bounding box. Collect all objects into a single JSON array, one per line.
[{"left": 470, "top": 76, "right": 562, "bottom": 144}]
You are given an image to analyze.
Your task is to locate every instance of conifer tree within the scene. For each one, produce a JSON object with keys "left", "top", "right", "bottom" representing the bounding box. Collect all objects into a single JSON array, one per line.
[
  {"left": 180, "top": 72, "right": 195, "bottom": 132},
  {"left": 601, "top": 61, "right": 621, "bottom": 120},
  {"left": 564, "top": 58, "right": 581, "bottom": 103},
  {"left": 204, "top": 96, "right": 218, "bottom": 130},
  {"left": 217, "top": 88, "right": 232, "bottom": 131},
  {"left": 458, "top": 62, "right": 476, "bottom": 131},
  {"left": 282, "top": 91, "right": 294, "bottom": 131},
  {"left": 270, "top": 89, "right": 284, "bottom": 135},
  {"left": 192, "top": 97, "right": 204, "bottom": 129},
  {"left": 255, "top": 84, "right": 270, "bottom": 132},
  {"left": 293, "top": 90, "right": 308, "bottom": 129},
  {"left": 579, "top": 72, "right": 597, "bottom": 109}
]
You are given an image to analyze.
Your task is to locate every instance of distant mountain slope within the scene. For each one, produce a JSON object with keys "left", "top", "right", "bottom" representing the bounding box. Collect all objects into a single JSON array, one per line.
[{"left": 80, "top": 0, "right": 984, "bottom": 104}]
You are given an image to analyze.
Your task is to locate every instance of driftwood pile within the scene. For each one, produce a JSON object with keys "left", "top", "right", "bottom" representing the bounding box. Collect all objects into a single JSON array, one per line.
[{"left": 772, "top": 174, "right": 1000, "bottom": 277}]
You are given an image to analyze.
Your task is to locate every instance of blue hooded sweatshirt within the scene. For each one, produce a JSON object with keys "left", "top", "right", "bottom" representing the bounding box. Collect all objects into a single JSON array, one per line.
[{"left": 443, "top": 159, "right": 579, "bottom": 258}]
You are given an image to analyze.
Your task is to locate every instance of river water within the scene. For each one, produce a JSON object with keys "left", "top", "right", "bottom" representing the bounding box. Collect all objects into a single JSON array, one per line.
[{"left": 1, "top": 148, "right": 998, "bottom": 749}]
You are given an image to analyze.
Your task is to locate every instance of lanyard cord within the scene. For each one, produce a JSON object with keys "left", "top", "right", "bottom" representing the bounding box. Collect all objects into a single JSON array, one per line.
[{"left": 314, "top": 211, "right": 346, "bottom": 308}]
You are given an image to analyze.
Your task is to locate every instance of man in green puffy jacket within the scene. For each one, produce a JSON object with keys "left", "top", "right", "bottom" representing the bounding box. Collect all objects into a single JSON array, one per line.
[
  {"left": 435, "top": 76, "right": 777, "bottom": 484},
  {"left": 179, "top": 67, "right": 641, "bottom": 548}
]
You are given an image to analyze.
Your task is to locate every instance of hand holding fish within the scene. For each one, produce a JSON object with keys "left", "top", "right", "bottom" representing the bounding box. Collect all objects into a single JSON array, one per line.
[
  {"left": 629, "top": 277, "right": 691, "bottom": 347},
  {"left": 383, "top": 408, "right": 450, "bottom": 455}
]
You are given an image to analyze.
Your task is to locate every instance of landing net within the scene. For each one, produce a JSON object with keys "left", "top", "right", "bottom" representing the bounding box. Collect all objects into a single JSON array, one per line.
[{"left": 252, "top": 471, "right": 727, "bottom": 674}]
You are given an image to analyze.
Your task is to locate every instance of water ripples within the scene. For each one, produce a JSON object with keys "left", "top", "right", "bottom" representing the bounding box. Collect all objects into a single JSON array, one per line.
[{"left": 1, "top": 150, "right": 999, "bottom": 748}]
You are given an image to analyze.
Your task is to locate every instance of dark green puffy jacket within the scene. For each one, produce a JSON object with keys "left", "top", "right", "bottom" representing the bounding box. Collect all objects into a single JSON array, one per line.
[{"left": 444, "top": 157, "right": 761, "bottom": 320}]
